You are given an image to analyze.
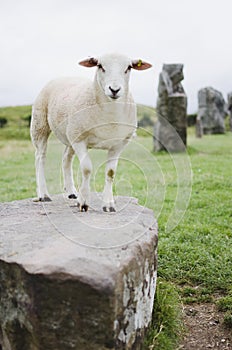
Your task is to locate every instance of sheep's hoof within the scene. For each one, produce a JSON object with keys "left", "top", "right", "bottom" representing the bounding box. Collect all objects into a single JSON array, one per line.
[
  {"left": 39, "top": 196, "right": 52, "bottom": 202},
  {"left": 77, "top": 202, "right": 89, "bottom": 212},
  {"left": 103, "top": 206, "right": 116, "bottom": 213},
  {"left": 68, "top": 194, "right": 77, "bottom": 199}
]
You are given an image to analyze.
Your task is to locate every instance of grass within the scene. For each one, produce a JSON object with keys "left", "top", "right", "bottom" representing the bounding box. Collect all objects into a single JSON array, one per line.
[
  {"left": 143, "top": 280, "right": 183, "bottom": 350},
  {"left": 0, "top": 106, "right": 232, "bottom": 349},
  {"left": 0, "top": 140, "right": 36, "bottom": 201}
]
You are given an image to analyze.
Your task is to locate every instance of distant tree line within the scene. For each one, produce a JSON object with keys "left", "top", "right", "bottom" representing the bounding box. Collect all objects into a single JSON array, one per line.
[{"left": 0, "top": 112, "right": 201, "bottom": 130}]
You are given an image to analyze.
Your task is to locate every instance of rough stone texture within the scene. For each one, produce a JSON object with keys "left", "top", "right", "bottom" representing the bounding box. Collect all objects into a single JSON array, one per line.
[
  {"left": 0, "top": 193, "right": 158, "bottom": 350},
  {"left": 228, "top": 92, "right": 232, "bottom": 131},
  {"left": 197, "top": 87, "right": 227, "bottom": 135},
  {"left": 154, "top": 64, "right": 187, "bottom": 152}
]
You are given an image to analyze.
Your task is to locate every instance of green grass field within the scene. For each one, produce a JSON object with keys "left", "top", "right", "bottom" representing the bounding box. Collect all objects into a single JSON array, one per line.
[{"left": 0, "top": 105, "right": 232, "bottom": 349}]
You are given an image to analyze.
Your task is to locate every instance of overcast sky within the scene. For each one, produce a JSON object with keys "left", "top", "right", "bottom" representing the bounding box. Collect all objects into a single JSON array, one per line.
[{"left": 0, "top": 0, "right": 231, "bottom": 113}]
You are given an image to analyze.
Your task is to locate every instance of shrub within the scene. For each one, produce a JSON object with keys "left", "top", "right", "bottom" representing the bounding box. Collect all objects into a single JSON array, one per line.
[
  {"left": 22, "top": 115, "right": 31, "bottom": 127},
  {"left": 0, "top": 117, "right": 8, "bottom": 128},
  {"left": 138, "top": 113, "right": 154, "bottom": 127},
  {"left": 187, "top": 114, "right": 197, "bottom": 126}
]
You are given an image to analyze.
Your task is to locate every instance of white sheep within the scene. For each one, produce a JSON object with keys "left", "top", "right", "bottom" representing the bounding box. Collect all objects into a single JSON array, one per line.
[{"left": 30, "top": 53, "right": 152, "bottom": 212}]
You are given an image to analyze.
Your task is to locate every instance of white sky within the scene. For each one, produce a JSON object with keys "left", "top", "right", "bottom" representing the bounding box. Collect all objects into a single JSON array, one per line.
[{"left": 0, "top": 0, "right": 231, "bottom": 113}]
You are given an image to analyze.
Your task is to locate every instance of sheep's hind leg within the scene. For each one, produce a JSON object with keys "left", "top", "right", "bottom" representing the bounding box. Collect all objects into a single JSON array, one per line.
[
  {"left": 34, "top": 136, "right": 51, "bottom": 202},
  {"left": 72, "top": 141, "right": 92, "bottom": 212},
  {"left": 102, "top": 148, "right": 121, "bottom": 212},
  {"left": 62, "top": 146, "right": 77, "bottom": 199}
]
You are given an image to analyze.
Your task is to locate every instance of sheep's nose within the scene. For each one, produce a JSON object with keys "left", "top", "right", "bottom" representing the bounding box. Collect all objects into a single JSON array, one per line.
[{"left": 109, "top": 86, "right": 121, "bottom": 97}]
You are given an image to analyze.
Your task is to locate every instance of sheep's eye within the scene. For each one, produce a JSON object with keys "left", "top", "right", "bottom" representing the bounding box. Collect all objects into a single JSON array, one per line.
[
  {"left": 97, "top": 64, "right": 105, "bottom": 72},
  {"left": 125, "top": 65, "right": 132, "bottom": 74}
]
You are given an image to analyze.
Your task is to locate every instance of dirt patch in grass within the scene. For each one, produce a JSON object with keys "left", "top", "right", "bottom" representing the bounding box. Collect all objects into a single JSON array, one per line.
[{"left": 179, "top": 303, "right": 231, "bottom": 350}]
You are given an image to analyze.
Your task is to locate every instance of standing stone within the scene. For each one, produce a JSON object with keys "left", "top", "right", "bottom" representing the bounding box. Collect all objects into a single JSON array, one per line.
[
  {"left": 197, "top": 87, "right": 227, "bottom": 134},
  {"left": 0, "top": 194, "right": 158, "bottom": 350},
  {"left": 154, "top": 64, "right": 187, "bottom": 152},
  {"left": 228, "top": 92, "right": 232, "bottom": 131}
]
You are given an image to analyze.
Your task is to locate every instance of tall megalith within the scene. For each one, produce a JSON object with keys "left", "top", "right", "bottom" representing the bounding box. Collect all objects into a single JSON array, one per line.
[{"left": 154, "top": 64, "right": 187, "bottom": 152}]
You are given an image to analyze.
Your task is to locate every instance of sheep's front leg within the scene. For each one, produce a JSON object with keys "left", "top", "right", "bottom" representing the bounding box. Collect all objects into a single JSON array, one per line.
[
  {"left": 62, "top": 146, "right": 77, "bottom": 199},
  {"left": 102, "top": 148, "right": 122, "bottom": 212},
  {"left": 72, "top": 142, "right": 92, "bottom": 212}
]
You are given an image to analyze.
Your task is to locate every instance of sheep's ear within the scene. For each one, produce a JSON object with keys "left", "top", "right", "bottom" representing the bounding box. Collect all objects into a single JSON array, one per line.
[
  {"left": 132, "top": 59, "right": 152, "bottom": 70},
  {"left": 79, "top": 57, "right": 98, "bottom": 67}
]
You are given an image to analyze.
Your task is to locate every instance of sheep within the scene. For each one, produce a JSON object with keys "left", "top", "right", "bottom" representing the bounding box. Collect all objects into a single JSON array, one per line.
[{"left": 30, "top": 53, "right": 152, "bottom": 212}]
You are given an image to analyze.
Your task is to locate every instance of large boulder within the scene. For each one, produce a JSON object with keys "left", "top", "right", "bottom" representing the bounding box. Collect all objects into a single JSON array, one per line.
[
  {"left": 0, "top": 194, "right": 158, "bottom": 350},
  {"left": 197, "top": 87, "right": 227, "bottom": 135},
  {"left": 228, "top": 92, "right": 232, "bottom": 131},
  {"left": 154, "top": 64, "right": 187, "bottom": 152}
]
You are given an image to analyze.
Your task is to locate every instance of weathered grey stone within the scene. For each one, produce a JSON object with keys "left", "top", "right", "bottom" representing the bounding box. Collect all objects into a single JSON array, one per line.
[
  {"left": 227, "top": 92, "right": 232, "bottom": 132},
  {"left": 0, "top": 194, "right": 158, "bottom": 350},
  {"left": 154, "top": 64, "right": 187, "bottom": 152},
  {"left": 197, "top": 87, "right": 227, "bottom": 135}
]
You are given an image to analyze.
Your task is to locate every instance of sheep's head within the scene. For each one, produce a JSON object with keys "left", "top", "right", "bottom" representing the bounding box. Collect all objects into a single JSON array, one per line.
[{"left": 79, "top": 53, "right": 152, "bottom": 100}]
